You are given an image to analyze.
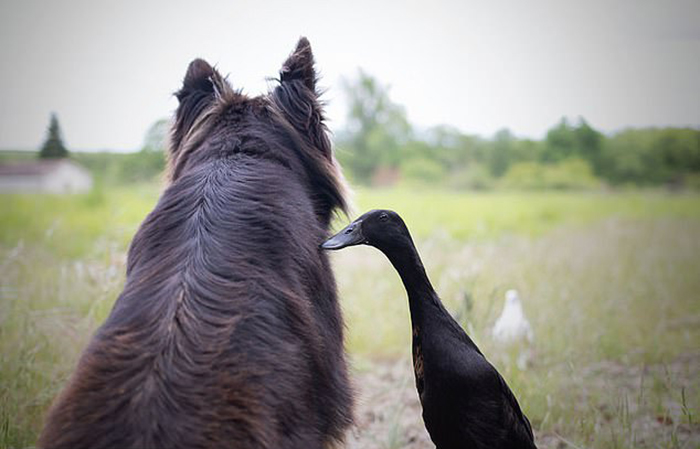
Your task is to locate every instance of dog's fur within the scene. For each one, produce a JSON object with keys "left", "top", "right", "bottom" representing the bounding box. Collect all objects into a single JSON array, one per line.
[{"left": 38, "top": 38, "right": 353, "bottom": 449}]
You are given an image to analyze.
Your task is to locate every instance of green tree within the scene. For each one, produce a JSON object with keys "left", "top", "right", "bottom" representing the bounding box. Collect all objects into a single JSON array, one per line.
[
  {"left": 125, "top": 118, "right": 168, "bottom": 182},
  {"left": 39, "top": 113, "right": 69, "bottom": 159},
  {"left": 337, "top": 70, "right": 411, "bottom": 183},
  {"left": 656, "top": 128, "right": 700, "bottom": 175},
  {"left": 574, "top": 118, "right": 603, "bottom": 174},
  {"left": 599, "top": 127, "right": 700, "bottom": 186},
  {"left": 401, "top": 157, "right": 445, "bottom": 184},
  {"left": 421, "top": 125, "right": 486, "bottom": 170},
  {"left": 488, "top": 128, "right": 515, "bottom": 177},
  {"left": 542, "top": 117, "right": 603, "bottom": 171},
  {"left": 142, "top": 118, "right": 169, "bottom": 153},
  {"left": 542, "top": 117, "right": 576, "bottom": 163}
]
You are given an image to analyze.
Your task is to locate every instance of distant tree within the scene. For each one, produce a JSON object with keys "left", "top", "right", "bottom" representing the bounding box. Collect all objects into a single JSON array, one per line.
[
  {"left": 542, "top": 117, "right": 576, "bottom": 163},
  {"left": 511, "top": 138, "right": 543, "bottom": 164},
  {"left": 337, "top": 70, "right": 411, "bottom": 183},
  {"left": 489, "top": 128, "right": 515, "bottom": 177},
  {"left": 599, "top": 127, "right": 700, "bottom": 186},
  {"left": 423, "top": 125, "right": 474, "bottom": 168},
  {"left": 142, "top": 118, "right": 169, "bottom": 153},
  {"left": 655, "top": 128, "right": 700, "bottom": 175},
  {"left": 542, "top": 117, "right": 604, "bottom": 175},
  {"left": 401, "top": 156, "right": 446, "bottom": 184},
  {"left": 333, "top": 71, "right": 700, "bottom": 190},
  {"left": 39, "top": 113, "right": 69, "bottom": 159},
  {"left": 130, "top": 118, "right": 168, "bottom": 181},
  {"left": 573, "top": 118, "right": 603, "bottom": 174}
]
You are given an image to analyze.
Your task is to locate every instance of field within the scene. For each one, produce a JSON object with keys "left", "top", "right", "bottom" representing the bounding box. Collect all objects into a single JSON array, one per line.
[{"left": 1, "top": 185, "right": 700, "bottom": 448}]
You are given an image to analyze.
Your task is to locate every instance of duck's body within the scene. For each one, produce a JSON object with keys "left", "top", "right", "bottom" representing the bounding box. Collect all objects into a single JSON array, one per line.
[
  {"left": 323, "top": 210, "right": 537, "bottom": 449},
  {"left": 413, "top": 292, "right": 535, "bottom": 448}
]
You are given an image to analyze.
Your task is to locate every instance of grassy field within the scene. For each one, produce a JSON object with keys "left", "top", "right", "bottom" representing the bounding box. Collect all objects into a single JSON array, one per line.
[{"left": 1, "top": 185, "right": 699, "bottom": 448}]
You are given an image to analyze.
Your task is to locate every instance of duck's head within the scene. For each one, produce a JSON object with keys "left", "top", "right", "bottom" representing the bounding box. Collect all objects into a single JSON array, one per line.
[
  {"left": 321, "top": 209, "right": 410, "bottom": 252},
  {"left": 505, "top": 289, "right": 521, "bottom": 306}
]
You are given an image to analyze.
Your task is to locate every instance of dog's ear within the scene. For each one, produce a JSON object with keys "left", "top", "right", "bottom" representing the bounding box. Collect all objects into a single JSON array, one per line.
[
  {"left": 274, "top": 37, "right": 328, "bottom": 156},
  {"left": 168, "top": 59, "right": 232, "bottom": 182},
  {"left": 171, "top": 59, "right": 221, "bottom": 157},
  {"left": 279, "top": 37, "right": 317, "bottom": 93},
  {"left": 275, "top": 38, "right": 348, "bottom": 221},
  {"left": 178, "top": 58, "right": 216, "bottom": 101}
]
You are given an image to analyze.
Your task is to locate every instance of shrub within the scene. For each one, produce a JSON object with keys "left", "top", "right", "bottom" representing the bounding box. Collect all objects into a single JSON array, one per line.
[
  {"left": 501, "top": 158, "right": 601, "bottom": 190},
  {"left": 400, "top": 157, "right": 446, "bottom": 184}
]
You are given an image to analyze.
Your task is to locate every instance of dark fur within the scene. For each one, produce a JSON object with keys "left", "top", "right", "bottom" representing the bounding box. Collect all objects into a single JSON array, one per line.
[{"left": 38, "top": 38, "right": 353, "bottom": 449}]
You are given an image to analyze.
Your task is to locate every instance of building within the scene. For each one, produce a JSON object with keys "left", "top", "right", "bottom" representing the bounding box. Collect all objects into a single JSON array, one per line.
[{"left": 0, "top": 159, "right": 93, "bottom": 194}]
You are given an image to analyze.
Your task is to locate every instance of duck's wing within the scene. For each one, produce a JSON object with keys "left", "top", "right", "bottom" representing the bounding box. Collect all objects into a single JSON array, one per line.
[
  {"left": 495, "top": 370, "right": 536, "bottom": 445},
  {"left": 429, "top": 306, "right": 536, "bottom": 446}
]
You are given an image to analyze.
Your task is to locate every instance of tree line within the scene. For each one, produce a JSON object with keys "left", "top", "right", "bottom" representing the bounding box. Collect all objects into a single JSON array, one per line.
[
  {"left": 335, "top": 71, "right": 700, "bottom": 190},
  {"left": 31, "top": 75, "right": 700, "bottom": 190}
]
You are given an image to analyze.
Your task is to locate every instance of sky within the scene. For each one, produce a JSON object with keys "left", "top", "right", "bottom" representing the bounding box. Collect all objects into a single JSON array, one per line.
[{"left": 0, "top": 0, "right": 699, "bottom": 151}]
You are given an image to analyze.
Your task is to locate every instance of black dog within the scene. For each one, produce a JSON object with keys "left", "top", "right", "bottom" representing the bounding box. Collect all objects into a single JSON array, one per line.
[{"left": 39, "top": 38, "right": 352, "bottom": 449}]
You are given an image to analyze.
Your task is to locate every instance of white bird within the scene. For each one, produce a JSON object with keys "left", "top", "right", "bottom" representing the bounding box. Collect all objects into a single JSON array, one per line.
[{"left": 492, "top": 290, "right": 534, "bottom": 344}]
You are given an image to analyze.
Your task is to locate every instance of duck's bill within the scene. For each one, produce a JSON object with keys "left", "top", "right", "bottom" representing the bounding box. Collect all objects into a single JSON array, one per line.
[{"left": 321, "top": 221, "right": 365, "bottom": 250}]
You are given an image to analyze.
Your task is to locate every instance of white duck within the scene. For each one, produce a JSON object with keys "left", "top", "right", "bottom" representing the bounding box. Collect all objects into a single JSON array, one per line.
[{"left": 492, "top": 289, "right": 534, "bottom": 344}]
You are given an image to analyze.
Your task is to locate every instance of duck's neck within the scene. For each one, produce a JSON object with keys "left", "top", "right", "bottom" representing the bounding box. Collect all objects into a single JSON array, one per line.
[{"left": 383, "top": 239, "right": 440, "bottom": 325}]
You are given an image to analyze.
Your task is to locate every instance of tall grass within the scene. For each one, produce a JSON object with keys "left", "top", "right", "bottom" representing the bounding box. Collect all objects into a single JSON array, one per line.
[
  {"left": 1, "top": 186, "right": 699, "bottom": 448},
  {"left": 349, "top": 188, "right": 700, "bottom": 239},
  {"left": 336, "top": 218, "right": 700, "bottom": 447}
]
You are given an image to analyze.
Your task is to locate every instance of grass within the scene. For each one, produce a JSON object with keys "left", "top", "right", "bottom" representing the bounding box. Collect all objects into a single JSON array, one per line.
[
  {"left": 0, "top": 183, "right": 160, "bottom": 258},
  {"left": 1, "top": 185, "right": 700, "bottom": 448},
  {"left": 336, "top": 218, "right": 700, "bottom": 362},
  {"left": 349, "top": 187, "right": 700, "bottom": 239}
]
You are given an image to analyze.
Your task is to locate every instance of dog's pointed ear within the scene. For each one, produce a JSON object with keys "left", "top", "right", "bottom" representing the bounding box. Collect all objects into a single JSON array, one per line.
[
  {"left": 170, "top": 58, "right": 221, "bottom": 172},
  {"left": 274, "top": 38, "right": 348, "bottom": 223},
  {"left": 280, "top": 37, "right": 316, "bottom": 92},
  {"left": 273, "top": 38, "right": 327, "bottom": 153},
  {"left": 177, "top": 58, "right": 215, "bottom": 101}
]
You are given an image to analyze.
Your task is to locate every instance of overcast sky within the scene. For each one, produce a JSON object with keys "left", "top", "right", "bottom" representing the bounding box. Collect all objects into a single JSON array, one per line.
[{"left": 1, "top": 0, "right": 698, "bottom": 151}]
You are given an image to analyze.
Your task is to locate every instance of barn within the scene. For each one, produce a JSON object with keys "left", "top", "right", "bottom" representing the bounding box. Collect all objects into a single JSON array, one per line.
[{"left": 0, "top": 160, "right": 93, "bottom": 194}]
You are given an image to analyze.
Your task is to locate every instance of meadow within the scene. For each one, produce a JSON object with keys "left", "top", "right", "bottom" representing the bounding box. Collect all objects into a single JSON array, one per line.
[{"left": 1, "top": 185, "right": 699, "bottom": 448}]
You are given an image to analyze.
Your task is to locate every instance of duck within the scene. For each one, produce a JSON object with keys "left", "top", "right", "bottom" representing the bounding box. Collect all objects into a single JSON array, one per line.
[
  {"left": 492, "top": 290, "right": 534, "bottom": 345},
  {"left": 322, "top": 209, "right": 537, "bottom": 449}
]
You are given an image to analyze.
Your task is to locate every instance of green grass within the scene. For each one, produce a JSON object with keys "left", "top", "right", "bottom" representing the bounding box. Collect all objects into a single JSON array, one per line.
[
  {"left": 348, "top": 187, "right": 700, "bottom": 239},
  {"left": 0, "top": 183, "right": 161, "bottom": 258},
  {"left": 339, "top": 218, "right": 700, "bottom": 446},
  {"left": 1, "top": 185, "right": 700, "bottom": 448},
  {"left": 336, "top": 218, "right": 700, "bottom": 360}
]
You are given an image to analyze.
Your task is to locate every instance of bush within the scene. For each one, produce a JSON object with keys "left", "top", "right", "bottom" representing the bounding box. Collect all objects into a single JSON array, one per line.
[
  {"left": 400, "top": 157, "right": 446, "bottom": 184},
  {"left": 684, "top": 173, "right": 700, "bottom": 191},
  {"left": 501, "top": 158, "right": 601, "bottom": 190},
  {"left": 447, "top": 163, "right": 494, "bottom": 190},
  {"left": 73, "top": 151, "right": 165, "bottom": 185}
]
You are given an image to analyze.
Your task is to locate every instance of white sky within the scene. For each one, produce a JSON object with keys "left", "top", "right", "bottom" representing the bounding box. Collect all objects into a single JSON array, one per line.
[{"left": 1, "top": 0, "right": 699, "bottom": 151}]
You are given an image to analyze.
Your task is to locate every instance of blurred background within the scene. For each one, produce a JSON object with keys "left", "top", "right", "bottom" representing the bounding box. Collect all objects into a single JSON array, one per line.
[{"left": 1, "top": 1, "right": 699, "bottom": 448}]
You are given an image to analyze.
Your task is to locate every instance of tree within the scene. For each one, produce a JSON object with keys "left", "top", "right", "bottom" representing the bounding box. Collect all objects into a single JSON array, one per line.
[
  {"left": 489, "top": 128, "right": 515, "bottom": 177},
  {"left": 39, "top": 113, "right": 69, "bottom": 159},
  {"left": 542, "top": 117, "right": 603, "bottom": 172},
  {"left": 573, "top": 118, "right": 603, "bottom": 174},
  {"left": 142, "top": 118, "right": 169, "bottom": 153},
  {"left": 337, "top": 70, "right": 411, "bottom": 183},
  {"left": 599, "top": 127, "right": 700, "bottom": 186},
  {"left": 542, "top": 117, "right": 576, "bottom": 163},
  {"left": 122, "top": 118, "right": 168, "bottom": 182}
]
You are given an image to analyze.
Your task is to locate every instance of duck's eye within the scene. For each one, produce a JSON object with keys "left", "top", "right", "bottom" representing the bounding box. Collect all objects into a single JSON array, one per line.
[
  {"left": 344, "top": 227, "right": 354, "bottom": 234},
  {"left": 379, "top": 213, "right": 388, "bottom": 222}
]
